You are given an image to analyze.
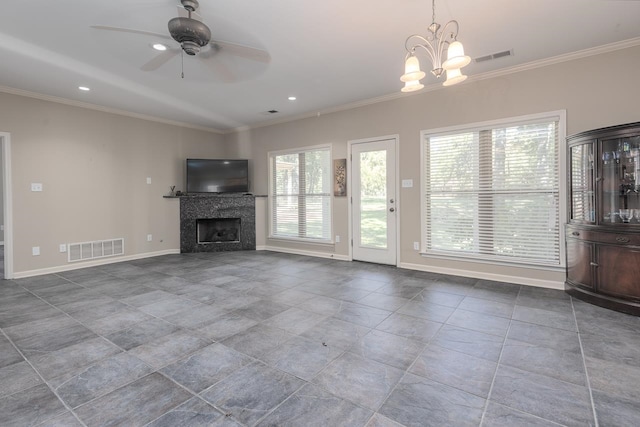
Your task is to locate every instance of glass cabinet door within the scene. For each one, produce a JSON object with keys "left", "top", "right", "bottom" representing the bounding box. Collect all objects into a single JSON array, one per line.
[
  {"left": 570, "top": 143, "right": 595, "bottom": 223},
  {"left": 600, "top": 135, "right": 640, "bottom": 224}
]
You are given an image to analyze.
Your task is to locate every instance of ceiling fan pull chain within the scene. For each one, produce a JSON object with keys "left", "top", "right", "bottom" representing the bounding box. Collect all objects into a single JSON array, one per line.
[{"left": 181, "top": 49, "right": 185, "bottom": 79}]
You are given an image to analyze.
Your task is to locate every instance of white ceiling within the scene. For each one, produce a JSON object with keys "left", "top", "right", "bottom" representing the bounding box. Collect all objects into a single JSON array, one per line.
[{"left": 1, "top": 0, "right": 639, "bottom": 132}]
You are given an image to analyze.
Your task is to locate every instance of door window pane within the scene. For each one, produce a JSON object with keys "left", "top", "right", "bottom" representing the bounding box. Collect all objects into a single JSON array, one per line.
[{"left": 359, "top": 150, "right": 387, "bottom": 248}]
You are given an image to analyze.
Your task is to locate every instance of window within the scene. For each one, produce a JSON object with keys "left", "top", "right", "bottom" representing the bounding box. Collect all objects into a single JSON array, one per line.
[
  {"left": 422, "top": 112, "right": 564, "bottom": 266},
  {"left": 269, "top": 145, "right": 332, "bottom": 241}
]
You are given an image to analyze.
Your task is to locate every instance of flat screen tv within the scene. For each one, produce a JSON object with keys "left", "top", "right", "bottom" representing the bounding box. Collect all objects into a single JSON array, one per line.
[{"left": 186, "top": 159, "right": 249, "bottom": 193}]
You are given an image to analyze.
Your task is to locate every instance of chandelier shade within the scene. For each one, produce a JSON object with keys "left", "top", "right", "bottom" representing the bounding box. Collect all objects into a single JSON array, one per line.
[
  {"left": 400, "top": 0, "right": 471, "bottom": 91},
  {"left": 401, "top": 55, "right": 427, "bottom": 82},
  {"left": 442, "top": 41, "right": 471, "bottom": 70},
  {"left": 401, "top": 79, "right": 425, "bottom": 93},
  {"left": 442, "top": 67, "right": 467, "bottom": 86}
]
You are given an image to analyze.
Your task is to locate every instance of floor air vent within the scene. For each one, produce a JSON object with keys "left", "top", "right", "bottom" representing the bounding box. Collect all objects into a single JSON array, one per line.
[{"left": 68, "top": 238, "right": 124, "bottom": 262}]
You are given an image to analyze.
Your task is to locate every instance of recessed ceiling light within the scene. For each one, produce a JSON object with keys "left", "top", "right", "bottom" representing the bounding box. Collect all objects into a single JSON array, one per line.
[
  {"left": 153, "top": 44, "right": 168, "bottom": 51},
  {"left": 288, "top": 96, "right": 297, "bottom": 101},
  {"left": 78, "top": 86, "right": 90, "bottom": 91}
]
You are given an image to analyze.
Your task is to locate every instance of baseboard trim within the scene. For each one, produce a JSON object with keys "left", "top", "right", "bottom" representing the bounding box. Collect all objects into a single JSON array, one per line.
[
  {"left": 12, "top": 249, "right": 181, "bottom": 279},
  {"left": 399, "top": 262, "right": 564, "bottom": 290},
  {"left": 14, "top": 246, "right": 562, "bottom": 287},
  {"left": 259, "top": 245, "right": 351, "bottom": 262}
]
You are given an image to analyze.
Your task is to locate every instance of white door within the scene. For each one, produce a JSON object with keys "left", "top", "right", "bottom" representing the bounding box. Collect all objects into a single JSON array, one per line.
[{"left": 351, "top": 137, "right": 397, "bottom": 265}]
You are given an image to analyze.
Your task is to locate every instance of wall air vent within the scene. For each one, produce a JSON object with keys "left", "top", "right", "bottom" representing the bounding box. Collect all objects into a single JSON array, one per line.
[
  {"left": 68, "top": 238, "right": 124, "bottom": 262},
  {"left": 475, "top": 49, "right": 513, "bottom": 63}
]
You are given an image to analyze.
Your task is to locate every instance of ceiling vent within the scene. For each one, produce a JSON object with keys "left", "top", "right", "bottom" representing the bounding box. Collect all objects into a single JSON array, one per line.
[{"left": 475, "top": 49, "right": 513, "bottom": 63}]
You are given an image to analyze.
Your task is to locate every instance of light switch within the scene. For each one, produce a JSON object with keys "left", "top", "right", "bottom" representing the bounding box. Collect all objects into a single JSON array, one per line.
[
  {"left": 32, "top": 246, "right": 40, "bottom": 256},
  {"left": 146, "top": 177, "right": 152, "bottom": 184}
]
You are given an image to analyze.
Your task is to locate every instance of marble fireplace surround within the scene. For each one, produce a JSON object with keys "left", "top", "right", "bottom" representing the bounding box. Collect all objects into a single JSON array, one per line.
[{"left": 180, "top": 194, "right": 256, "bottom": 253}]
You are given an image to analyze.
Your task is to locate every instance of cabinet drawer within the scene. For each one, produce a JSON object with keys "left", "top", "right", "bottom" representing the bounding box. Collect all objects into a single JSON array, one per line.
[{"left": 567, "top": 228, "right": 640, "bottom": 246}]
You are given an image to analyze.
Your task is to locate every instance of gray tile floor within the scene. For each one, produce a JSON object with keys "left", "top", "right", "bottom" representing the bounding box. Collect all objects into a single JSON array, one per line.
[{"left": 1, "top": 251, "right": 640, "bottom": 426}]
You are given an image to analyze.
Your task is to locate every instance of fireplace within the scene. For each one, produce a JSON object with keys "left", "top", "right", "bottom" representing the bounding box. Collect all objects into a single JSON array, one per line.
[
  {"left": 180, "top": 194, "right": 255, "bottom": 253},
  {"left": 197, "top": 218, "right": 241, "bottom": 244}
]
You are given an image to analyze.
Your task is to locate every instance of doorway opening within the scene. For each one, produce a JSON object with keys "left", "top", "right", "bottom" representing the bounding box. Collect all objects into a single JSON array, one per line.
[{"left": 0, "top": 132, "right": 12, "bottom": 279}]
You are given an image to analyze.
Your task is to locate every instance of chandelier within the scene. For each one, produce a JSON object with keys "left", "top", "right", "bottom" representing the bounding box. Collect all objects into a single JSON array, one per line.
[{"left": 401, "top": 0, "right": 471, "bottom": 92}]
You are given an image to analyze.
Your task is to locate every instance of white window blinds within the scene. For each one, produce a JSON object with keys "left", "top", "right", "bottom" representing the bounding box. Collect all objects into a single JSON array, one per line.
[
  {"left": 423, "top": 117, "right": 561, "bottom": 266},
  {"left": 269, "top": 146, "right": 332, "bottom": 241}
]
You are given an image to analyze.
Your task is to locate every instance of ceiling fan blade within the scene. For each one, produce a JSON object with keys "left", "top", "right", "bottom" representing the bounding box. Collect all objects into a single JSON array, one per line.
[
  {"left": 211, "top": 40, "right": 271, "bottom": 63},
  {"left": 177, "top": 5, "right": 203, "bottom": 21},
  {"left": 198, "top": 43, "right": 220, "bottom": 59},
  {"left": 204, "top": 58, "right": 236, "bottom": 83},
  {"left": 91, "top": 25, "right": 172, "bottom": 41},
  {"left": 141, "top": 49, "right": 179, "bottom": 71}
]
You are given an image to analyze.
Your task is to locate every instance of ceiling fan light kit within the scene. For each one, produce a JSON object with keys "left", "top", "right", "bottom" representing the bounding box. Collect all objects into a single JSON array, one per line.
[
  {"left": 401, "top": 0, "right": 471, "bottom": 92},
  {"left": 168, "top": 0, "right": 211, "bottom": 56}
]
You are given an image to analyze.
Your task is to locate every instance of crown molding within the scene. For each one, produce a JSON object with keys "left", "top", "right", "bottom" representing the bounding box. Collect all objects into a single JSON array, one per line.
[
  {"left": 466, "top": 36, "right": 640, "bottom": 84},
  {"left": 0, "top": 85, "right": 225, "bottom": 135},
  {"left": 3, "top": 37, "right": 639, "bottom": 136},
  {"left": 231, "top": 37, "right": 640, "bottom": 134}
]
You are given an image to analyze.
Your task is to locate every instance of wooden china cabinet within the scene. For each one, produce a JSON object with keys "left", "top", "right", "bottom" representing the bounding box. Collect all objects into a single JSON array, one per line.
[{"left": 566, "top": 122, "right": 640, "bottom": 315}]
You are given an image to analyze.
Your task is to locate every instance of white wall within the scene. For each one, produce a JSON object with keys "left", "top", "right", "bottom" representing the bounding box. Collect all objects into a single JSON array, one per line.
[
  {"left": 227, "top": 45, "right": 640, "bottom": 288},
  {"left": 0, "top": 146, "right": 3, "bottom": 243},
  {"left": 0, "top": 92, "right": 227, "bottom": 276}
]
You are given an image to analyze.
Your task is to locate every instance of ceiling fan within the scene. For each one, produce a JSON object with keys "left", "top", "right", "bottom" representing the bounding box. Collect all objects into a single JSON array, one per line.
[{"left": 92, "top": 0, "right": 270, "bottom": 79}]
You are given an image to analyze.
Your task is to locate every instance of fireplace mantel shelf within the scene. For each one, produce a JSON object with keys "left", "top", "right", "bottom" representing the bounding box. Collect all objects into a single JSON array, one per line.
[
  {"left": 164, "top": 194, "right": 266, "bottom": 199},
  {"left": 162, "top": 193, "right": 252, "bottom": 199}
]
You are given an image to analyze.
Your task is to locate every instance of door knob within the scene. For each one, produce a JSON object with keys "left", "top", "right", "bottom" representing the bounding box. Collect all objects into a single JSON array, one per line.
[
  {"left": 389, "top": 207, "right": 395, "bottom": 212},
  {"left": 390, "top": 199, "right": 395, "bottom": 203}
]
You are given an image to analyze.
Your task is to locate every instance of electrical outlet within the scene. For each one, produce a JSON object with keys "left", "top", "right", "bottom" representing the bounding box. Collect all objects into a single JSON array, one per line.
[
  {"left": 31, "top": 183, "right": 43, "bottom": 192},
  {"left": 59, "top": 244, "right": 67, "bottom": 253},
  {"left": 413, "top": 241, "right": 420, "bottom": 251},
  {"left": 335, "top": 235, "right": 341, "bottom": 243},
  {"left": 147, "top": 234, "right": 152, "bottom": 242},
  {"left": 32, "top": 246, "right": 40, "bottom": 256}
]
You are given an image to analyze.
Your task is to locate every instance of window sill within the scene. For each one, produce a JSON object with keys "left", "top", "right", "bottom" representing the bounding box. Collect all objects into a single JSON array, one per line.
[
  {"left": 268, "top": 236, "right": 334, "bottom": 246},
  {"left": 419, "top": 251, "right": 565, "bottom": 271}
]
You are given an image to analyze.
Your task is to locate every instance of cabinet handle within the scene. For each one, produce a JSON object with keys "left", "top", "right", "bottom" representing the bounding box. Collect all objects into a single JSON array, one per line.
[
  {"left": 616, "top": 236, "right": 630, "bottom": 243},
  {"left": 590, "top": 262, "right": 599, "bottom": 267},
  {"left": 571, "top": 231, "right": 580, "bottom": 236}
]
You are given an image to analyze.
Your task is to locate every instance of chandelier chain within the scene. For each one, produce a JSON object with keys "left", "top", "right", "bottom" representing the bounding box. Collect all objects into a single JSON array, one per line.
[{"left": 432, "top": 0, "right": 436, "bottom": 26}]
